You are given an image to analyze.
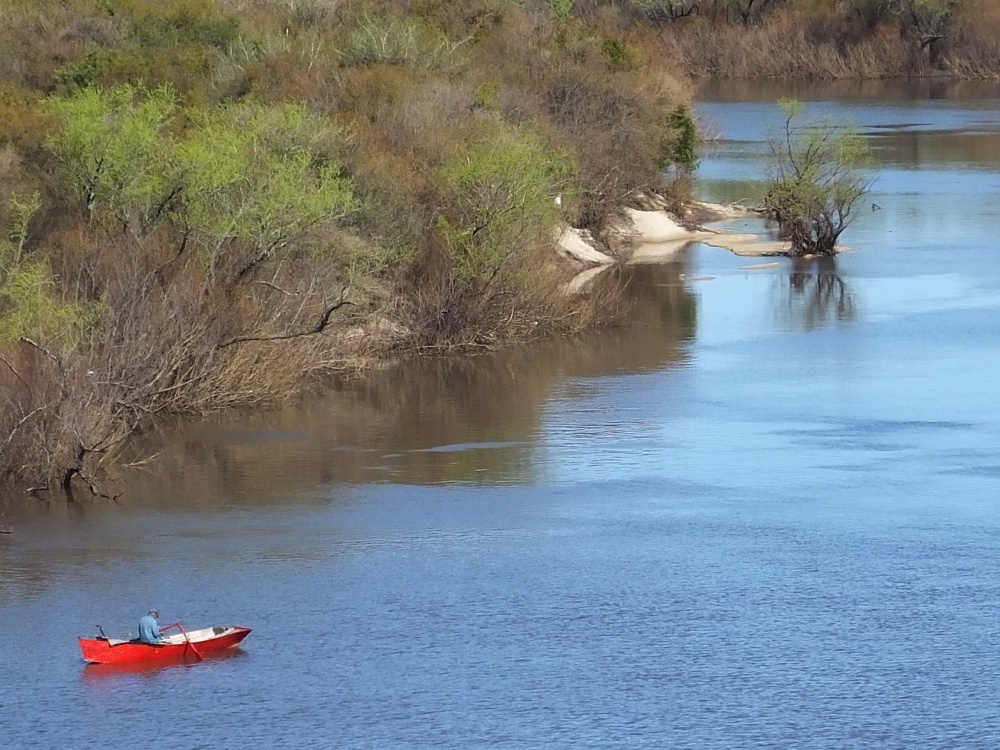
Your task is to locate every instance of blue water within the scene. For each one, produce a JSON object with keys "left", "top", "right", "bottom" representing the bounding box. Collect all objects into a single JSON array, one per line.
[{"left": 3, "top": 81, "right": 1000, "bottom": 749}]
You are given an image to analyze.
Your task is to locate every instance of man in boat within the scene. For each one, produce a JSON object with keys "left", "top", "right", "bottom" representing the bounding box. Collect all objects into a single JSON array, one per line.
[{"left": 138, "top": 608, "right": 165, "bottom": 645}]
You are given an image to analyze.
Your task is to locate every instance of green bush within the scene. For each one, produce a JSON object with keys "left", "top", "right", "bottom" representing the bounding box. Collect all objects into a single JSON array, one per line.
[
  {"left": 177, "top": 100, "right": 356, "bottom": 283},
  {"left": 764, "top": 99, "right": 872, "bottom": 256},
  {"left": 663, "top": 104, "right": 698, "bottom": 173},
  {"left": 44, "top": 84, "right": 179, "bottom": 233},
  {"left": 0, "top": 193, "right": 102, "bottom": 355},
  {"left": 438, "top": 120, "right": 572, "bottom": 287}
]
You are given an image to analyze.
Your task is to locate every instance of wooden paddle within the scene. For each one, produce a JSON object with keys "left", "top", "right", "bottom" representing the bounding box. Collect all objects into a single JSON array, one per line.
[{"left": 176, "top": 622, "right": 204, "bottom": 661}]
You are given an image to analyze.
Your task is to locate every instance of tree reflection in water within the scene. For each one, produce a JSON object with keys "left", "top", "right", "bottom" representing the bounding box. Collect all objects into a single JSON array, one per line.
[{"left": 781, "top": 257, "right": 856, "bottom": 331}]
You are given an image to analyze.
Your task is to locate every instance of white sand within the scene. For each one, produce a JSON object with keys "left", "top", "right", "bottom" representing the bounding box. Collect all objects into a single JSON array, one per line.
[
  {"left": 620, "top": 204, "right": 790, "bottom": 258},
  {"left": 559, "top": 201, "right": 792, "bottom": 293},
  {"left": 556, "top": 226, "right": 615, "bottom": 266}
]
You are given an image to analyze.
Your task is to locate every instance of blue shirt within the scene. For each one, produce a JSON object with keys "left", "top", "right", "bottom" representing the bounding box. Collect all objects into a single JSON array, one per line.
[{"left": 138, "top": 615, "right": 162, "bottom": 644}]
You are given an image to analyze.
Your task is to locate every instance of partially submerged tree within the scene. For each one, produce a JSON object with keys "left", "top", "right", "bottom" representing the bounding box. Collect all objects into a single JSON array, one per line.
[{"left": 764, "top": 99, "right": 872, "bottom": 257}]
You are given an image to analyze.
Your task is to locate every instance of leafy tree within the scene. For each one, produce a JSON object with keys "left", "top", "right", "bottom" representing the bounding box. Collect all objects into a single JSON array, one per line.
[
  {"left": 662, "top": 104, "right": 698, "bottom": 173},
  {"left": 763, "top": 99, "right": 872, "bottom": 257},
  {"left": 0, "top": 194, "right": 101, "bottom": 355},
  {"left": 438, "top": 121, "right": 572, "bottom": 289},
  {"left": 176, "top": 100, "right": 356, "bottom": 284},
  {"left": 45, "top": 85, "right": 356, "bottom": 284},
  {"left": 44, "top": 84, "right": 178, "bottom": 235}
]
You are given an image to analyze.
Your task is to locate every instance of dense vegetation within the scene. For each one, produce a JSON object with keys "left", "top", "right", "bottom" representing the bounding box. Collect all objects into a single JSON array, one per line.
[
  {"left": 652, "top": 0, "right": 1000, "bottom": 78},
  {"left": 0, "top": 0, "right": 698, "bottom": 493},
  {"left": 1, "top": 0, "right": 993, "bottom": 496}
]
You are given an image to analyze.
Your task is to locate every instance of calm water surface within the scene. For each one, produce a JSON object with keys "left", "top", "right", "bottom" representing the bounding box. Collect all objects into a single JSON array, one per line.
[{"left": 3, "top": 81, "right": 1000, "bottom": 749}]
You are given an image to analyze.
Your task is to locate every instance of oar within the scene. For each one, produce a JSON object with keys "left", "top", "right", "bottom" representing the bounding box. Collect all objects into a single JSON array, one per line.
[{"left": 176, "top": 622, "right": 204, "bottom": 661}]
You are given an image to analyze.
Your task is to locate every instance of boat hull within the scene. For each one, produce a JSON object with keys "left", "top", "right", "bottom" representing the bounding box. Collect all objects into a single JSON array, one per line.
[{"left": 79, "top": 626, "right": 251, "bottom": 664}]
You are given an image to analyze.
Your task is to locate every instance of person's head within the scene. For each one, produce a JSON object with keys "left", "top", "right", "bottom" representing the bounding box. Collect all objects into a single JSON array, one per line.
[{"left": 148, "top": 608, "right": 159, "bottom": 619}]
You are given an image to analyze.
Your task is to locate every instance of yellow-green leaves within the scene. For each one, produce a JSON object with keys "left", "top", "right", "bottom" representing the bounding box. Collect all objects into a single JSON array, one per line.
[
  {"left": 439, "top": 121, "right": 572, "bottom": 285},
  {"left": 44, "top": 84, "right": 177, "bottom": 234},
  {"left": 44, "top": 84, "right": 355, "bottom": 284},
  {"left": 177, "top": 101, "right": 355, "bottom": 282},
  {"left": 0, "top": 195, "right": 101, "bottom": 354},
  {"left": 765, "top": 99, "right": 873, "bottom": 256}
]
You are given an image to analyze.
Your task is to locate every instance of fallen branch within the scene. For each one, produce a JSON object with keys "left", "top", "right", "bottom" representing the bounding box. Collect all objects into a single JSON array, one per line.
[{"left": 217, "top": 289, "right": 353, "bottom": 349}]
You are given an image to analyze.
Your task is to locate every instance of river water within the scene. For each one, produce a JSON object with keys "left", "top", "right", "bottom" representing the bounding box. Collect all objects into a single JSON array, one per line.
[{"left": 3, "top": 81, "right": 1000, "bottom": 749}]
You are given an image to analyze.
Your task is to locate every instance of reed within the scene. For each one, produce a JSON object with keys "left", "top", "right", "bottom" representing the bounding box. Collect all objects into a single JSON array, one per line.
[{"left": 654, "top": 4, "right": 1000, "bottom": 80}]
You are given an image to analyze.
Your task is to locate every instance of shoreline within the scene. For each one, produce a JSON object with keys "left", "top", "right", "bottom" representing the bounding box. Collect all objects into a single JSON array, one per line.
[{"left": 559, "top": 200, "right": 792, "bottom": 291}]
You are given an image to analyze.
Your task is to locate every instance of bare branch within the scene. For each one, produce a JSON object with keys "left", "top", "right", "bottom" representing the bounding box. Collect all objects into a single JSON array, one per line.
[
  {"left": 217, "top": 288, "right": 354, "bottom": 349},
  {"left": 0, "top": 352, "right": 28, "bottom": 387}
]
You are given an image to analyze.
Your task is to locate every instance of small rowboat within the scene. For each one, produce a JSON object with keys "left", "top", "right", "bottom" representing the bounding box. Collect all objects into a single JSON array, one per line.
[{"left": 79, "top": 625, "right": 251, "bottom": 664}]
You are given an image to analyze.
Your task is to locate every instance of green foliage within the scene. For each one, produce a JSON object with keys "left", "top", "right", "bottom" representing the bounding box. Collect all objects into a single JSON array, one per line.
[
  {"left": 663, "top": 104, "right": 698, "bottom": 173},
  {"left": 545, "top": 0, "right": 575, "bottom": 18},
  {"left": 601, "top": 38, "right": 635, "bottom": 70},
  {"left": 764, "top": 99, "right": 872, "bottom": 256},
  {"left": 175, "top": 100, "right": 356, "bottom": 282},
  {"left": 45, "top": 84, "right": 355, "bottom": 282},
  {"left": 4, "top": 191, "right": 41, "bottom": 268},
  {"left": 44, "top": 84, "right": 178, "bottom": 234},
  {"left": 473, "top": 81, "right": 500, "bottom": 110},
  {"left": 0, "top": 195, "right": 101, "bottom": 354},
  {"left": 439, "top": 121, "right": 572, "bottom": 286}
]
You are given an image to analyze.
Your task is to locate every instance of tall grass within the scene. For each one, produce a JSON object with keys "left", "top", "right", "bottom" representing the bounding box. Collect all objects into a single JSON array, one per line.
[{"left": 655, "top": 3, "right": 1000, "bottom": 80}]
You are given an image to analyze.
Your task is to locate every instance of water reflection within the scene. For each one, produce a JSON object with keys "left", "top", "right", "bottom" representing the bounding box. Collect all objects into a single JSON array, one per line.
[
  {"left": 158, "top": 262, "right": 695, "bottom": 496},
  {"left": 778, "top": 258, "right": 857, "bottom": 331},
  {"left": 43, "top": 260, "right": 696, "bottom": 509},
  {"left": 0, "top": 260, "right": 699, "bottom": 605},
  {"left": 697, "top": 78, "right": 1000, "bottom": 104},
  {"left": 870, "top": 129, "right": 1000, "bottom": 169},
  {"left": 81, "top": 647, "right": 248, "bottom": 683}
]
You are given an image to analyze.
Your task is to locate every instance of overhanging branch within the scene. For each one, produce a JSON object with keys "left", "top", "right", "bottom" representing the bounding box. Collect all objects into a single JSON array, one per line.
[{"left": 216, "top": 288, "right": 354, "bottom": 349}]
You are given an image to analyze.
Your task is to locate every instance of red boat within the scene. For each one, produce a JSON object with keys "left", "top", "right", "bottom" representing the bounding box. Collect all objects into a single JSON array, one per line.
[{"left": 79, "top": 624, "right": 251, "bottom": 664}]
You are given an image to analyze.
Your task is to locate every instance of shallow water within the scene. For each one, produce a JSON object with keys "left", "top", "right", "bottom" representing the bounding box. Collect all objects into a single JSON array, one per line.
[{"left": 3, "top": 81, "right": 1000, "bottom": 749}]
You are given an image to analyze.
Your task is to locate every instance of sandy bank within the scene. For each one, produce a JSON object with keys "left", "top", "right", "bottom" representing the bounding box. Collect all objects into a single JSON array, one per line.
[
  {"left": 621, "top": 203, "right": 791, "bottom": 258},
  {"left": 560, "top": 201, "right": 790, "bottom": 291}
]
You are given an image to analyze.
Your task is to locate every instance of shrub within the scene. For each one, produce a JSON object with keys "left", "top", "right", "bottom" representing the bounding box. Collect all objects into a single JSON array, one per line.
[
  {"left": 341, "top": 15, "right": 461, "bottom": 69},
  {"left": 177, "top": 100, "right": 356, "bottom": 283},
  {"left": 44, "top": 84, "right": 179, "bottom": 234},
  {"left": 662, "top": 103, "right": 698, "bottom": 173},
  {"left": 438, "top": 119, "right": 572, "bottom": 287},
  {"left": 763, "top": 99, "right": 872, "bottom": 257},
  {"left": 0, "top": 193, "right": 102, "bottom": 355}
]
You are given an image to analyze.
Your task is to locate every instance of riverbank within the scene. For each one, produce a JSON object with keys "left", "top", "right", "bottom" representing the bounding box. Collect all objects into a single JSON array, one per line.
[
  {"left": 656, "top": 1, "right": 1000, "bottom": 81},
  {"left": 0, "top": 1, "right": 703, "bottom": 495},
  {"left": 558, "top": 198, "right": 791, "bottom": 292}
]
